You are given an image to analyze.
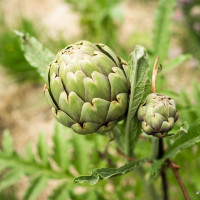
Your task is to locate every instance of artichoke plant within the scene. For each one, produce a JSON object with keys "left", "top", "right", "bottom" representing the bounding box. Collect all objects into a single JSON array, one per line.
[
  {"left": 138, "top": 93, "right": 178, "bottom": 138},
  {"left": 44, "top": 41, "right": 130, "bottom": 134}
]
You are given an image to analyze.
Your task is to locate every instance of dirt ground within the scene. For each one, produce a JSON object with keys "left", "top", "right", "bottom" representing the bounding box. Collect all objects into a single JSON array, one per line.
[{"left": 0, "top": 0, "right": 199, "bottom": 199}]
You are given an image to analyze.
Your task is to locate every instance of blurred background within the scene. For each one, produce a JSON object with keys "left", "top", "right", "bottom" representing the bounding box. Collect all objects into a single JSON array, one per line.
[{"left": 0, "top": 0, "right": 200, "bottom": 199}]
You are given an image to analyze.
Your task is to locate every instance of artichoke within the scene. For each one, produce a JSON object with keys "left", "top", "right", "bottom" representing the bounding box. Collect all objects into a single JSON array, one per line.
[
  {"left": 44, "top": 41, "right": 130, "bottom": 134},
  {"left": 138, "top": 93, "right": 178, "bottom": 138}
]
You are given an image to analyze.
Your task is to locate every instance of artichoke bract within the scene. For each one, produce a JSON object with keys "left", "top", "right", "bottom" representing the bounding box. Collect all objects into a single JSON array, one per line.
[
  {"left": 138, "top": 93, "right": 178, "bottom": 138},
  {"left": 44, "top": 41, "right": 130, "bottom": 134}
]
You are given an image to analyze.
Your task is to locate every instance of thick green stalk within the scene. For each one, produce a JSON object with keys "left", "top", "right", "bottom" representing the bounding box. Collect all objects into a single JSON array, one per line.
[
  {"left": 151, "top": 138, "right": 168, "bottom": 200},
  {"left": 151, "top": 137, "right": 159, "bottom": 159},
  {"left": 158, "top": 139, "right": 168, "bottom": 200}
]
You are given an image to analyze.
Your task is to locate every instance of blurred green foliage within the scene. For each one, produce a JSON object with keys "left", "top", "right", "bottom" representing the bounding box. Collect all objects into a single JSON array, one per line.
[
  {"left": 0, "top": 0, "right": 200, "bottom": 199},
  {"left": 0, "top": 125, "right": 157, "bottom": 200},
  {"left": 0, "top": 17, "right": 40, "bottom": 82},
  {"left": 65, "top": 0, "right": 123, "bottom": 49},
  {"left": 179, "top": 0, "right": 200, "bottom": 60}
]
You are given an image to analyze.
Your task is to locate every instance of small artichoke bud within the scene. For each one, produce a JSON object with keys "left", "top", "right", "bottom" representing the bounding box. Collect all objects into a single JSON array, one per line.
[
  {"left": 138, "top": 93, "right": 178, "bottom": 138},
  {"left": 44, "top": 41, "right": 130, "bottom": 134}
]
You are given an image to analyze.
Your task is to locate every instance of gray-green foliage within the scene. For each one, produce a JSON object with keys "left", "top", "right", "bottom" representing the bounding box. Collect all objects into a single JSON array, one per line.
[
  {"left": 1, "top": 118, "right": 199, "bottom": 199},
  {"left": 0, "top": 124, "right": 106, "bottom": 200},
  {"left": 0, "top": 124, "right": 148, "bottom": 200}
]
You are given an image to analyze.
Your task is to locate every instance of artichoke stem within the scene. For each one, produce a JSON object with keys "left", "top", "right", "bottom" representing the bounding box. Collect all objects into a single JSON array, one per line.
[{"left": 151, "top": 56, "right": 159, "bottom": 93}]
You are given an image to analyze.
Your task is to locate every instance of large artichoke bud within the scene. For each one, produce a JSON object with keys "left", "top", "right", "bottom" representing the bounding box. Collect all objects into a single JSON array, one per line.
[
  {"left": 138, "top": 93, "right": 178, "bottom": 138},
  {"left": 44, "top": 41, "right": 130, "bottom": 134}
]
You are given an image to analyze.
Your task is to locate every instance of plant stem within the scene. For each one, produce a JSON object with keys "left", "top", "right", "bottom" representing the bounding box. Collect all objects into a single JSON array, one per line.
[
  {"left": 161, "top": 170, "right": 168, "bottom": 200},
  {"left": 151, "top": 137, "right": 159, "bottom": 159},
  {"left": 158, "top": 139, "right": 168, "bottom": 200},
  {"left": 151, "top": 57, "right": 168, "bottom": 199},
  {"left": 152, "top": 56, "right": 159, "bottom": 93},
  {"left": 151, "top": 137, "right": 168, "bottom": 200},
  {"left": 169, "top": 160, "right": 190, "bottom": 200}
]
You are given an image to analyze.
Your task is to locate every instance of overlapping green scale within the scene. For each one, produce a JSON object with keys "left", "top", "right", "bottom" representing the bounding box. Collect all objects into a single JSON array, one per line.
[
  {"left": 44, "top": 40, "right": 130, "bottom": 134},
  {"left": 138, "top": 93, "right": 178, "bottom": 138}
]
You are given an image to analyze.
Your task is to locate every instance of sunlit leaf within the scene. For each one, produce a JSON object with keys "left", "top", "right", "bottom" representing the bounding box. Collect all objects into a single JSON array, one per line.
[
  {"left": 2, "top": 130, "right": 13, "bottom": 156},
  {"left": 74, "top": 159, "right": 147, "bottom": 185},
  {"left": 125, "top": 45, "right": 150, "bottom": 156},
  {"left": 15, "top": 30, "right": 55, "bottom": 82},
  {"left": 23, "top": 176, "right": 48, "bottom": 200}
]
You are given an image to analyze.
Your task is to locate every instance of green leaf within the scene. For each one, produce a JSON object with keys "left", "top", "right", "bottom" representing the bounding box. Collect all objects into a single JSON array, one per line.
[
  {"left": 149, "top": 159, "right": 165, "bottom": 179},
  {"left": 0, "top": 152, "right": 70, "bottom": 180},
  {"left": 52, "top": 123, "right": 70, "bottom": 171},
  {"left": 162, "top": 54, "right": 192, "bottom": 73},
  {"left": 49, "top": 182, "right": 69, "bottom": 200},
  {"left": 0, "top": 169, "right": 23, "bottom": 191},
  {"left": 150, "top": 118, "right": 200, "bottom": 178},
  {"left": 26, "top": 142, "right": 35, "bottom": 162},
  {"left": 74, "top": 159, "right": 147, "bottom": 185},
  {"left": 15, "top": 30, "right": 55, "bottom": 82},
  {"left": 23, "top": 176, "right": 48, "bottom": 200},
  {"left": 2, "top": 130, "right": 13, "bottom": 156},
  {"left": 164, "top": 118, "right": 200, "bottom": 159},
  {"left": 166, "top": 122, "right": 189, "bottom": 141},
  {"left": 72, "top": 134, "right": 90, "bottom": 174},
  {"left": 37, "top": 132, "right": 49, "bottom": 167},
  {"left": 152, "top": 0, "right": 177, "bottom": 63},
  {"left": 125, "top": 45, "right": 150, "bottom": 157}
]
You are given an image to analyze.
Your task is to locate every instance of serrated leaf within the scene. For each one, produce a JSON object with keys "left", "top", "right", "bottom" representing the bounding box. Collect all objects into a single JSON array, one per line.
[
  {"left": 0, "top": 153, "right": 71, "bottom": 180},
  {"left": 151, "top": 0, "right": 177, "bottom": 64},
  {"left": 125, "top": 45, "right": 150, "bottom": 157},
  {"left": 149, "top": 159, "right": 165, "bottom": 180},
  {"left": 15, "top": 30, "right": 55, "bottom": 82},
  {"left": 26, "top": 142, "right": 35, "bottom": 162},
  {"left": 52, "top": 123, "right": 70, "bottom": 171},
  {"left": 74, "top": 159, "right": 147, "bottom": 185},
  {"left": 23, "top": 176, "right": 48, "bottom": 200},
  {"left": 150, "top": 118, "right": 200, "bottom": 179},
  {"left": 162, "top": 54, "right": 192, "bottom": 73},
  {"left": 166, "top": 122, "right": 189, "bottom": 141},
  {"left": 49, "top": 182, "right": 69, "bottom": 200},
  {"left": 2, "top": 130, "right": 13, "bottom": 156},
  {"left": 72, "top": 134, "right": 90, "bottom": 174},
  {"left": 0, "top": 169, "right": 23, "bottom": 191},
  {"left": 37, "top": 132, "right": 49, "bottom": 167},
  {"left": 164, "top": 118, "right": 200, "bottom": 159}
]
